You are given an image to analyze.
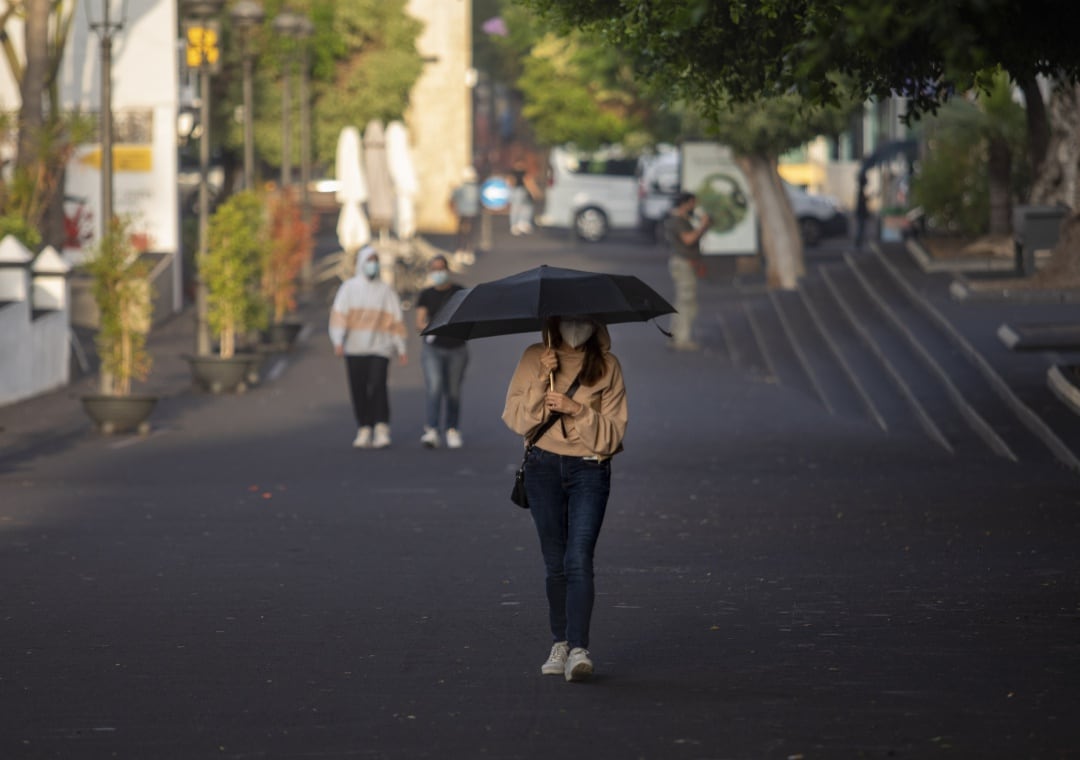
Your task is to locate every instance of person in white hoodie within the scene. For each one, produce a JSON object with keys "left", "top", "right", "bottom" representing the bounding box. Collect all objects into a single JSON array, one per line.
[{"left": 329, "top": 246, "right": 408, "bottom": 448}]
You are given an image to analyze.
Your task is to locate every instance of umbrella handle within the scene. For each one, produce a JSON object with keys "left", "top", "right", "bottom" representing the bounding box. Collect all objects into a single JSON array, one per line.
[{"left": 546, "top": 331, "right": 554, "bottom": 391}]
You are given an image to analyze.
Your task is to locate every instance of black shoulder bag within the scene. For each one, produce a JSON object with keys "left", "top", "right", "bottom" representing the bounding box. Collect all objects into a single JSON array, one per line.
[{"left": 510, "top": 375, "right": 581, "bottom": 509}]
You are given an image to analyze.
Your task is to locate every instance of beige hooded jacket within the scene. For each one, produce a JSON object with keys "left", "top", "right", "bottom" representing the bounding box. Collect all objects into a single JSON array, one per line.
[{"left": 501, "top": 324, "right": 627, "bottom": 458}]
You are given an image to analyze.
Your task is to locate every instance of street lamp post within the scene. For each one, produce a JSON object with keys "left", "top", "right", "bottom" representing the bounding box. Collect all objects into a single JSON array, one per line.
[
  {"left": 273, "top": 11, "right": 303, "bottom": 190},
  {"left": 88, "top": 0, "right": 127, "bottom": 237},
  {"left": 231, "top": 0, "right": 264, "bottom": 192},
  {"left": 182, "top": 0, "right": 226, "bottom": 356}
]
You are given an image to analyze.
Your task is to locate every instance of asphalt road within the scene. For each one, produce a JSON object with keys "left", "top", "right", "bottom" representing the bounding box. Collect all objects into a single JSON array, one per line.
[{"left": 2, "top": 224, "right": 1079, "bottom": 759}]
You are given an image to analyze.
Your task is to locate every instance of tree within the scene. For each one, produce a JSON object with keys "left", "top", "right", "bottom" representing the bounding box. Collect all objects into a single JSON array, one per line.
[
  {"left": 0, "top": 0, "right": 89, "bottom": 249},
  {"left": 701, "top": 95, "right": 854, "bottom": 288},
  {"left": 525, "top": 0, "right": 1080, "bottom": 283},
  {"left": 215, "top": 0, "right": 424, "bottom": 181},
  {"left": 524, "top": 0, "right": 1079, "bottom": 121},
  {"left": 476, "top": 2, "right": 676, "bottom": 151},
  {"left": 912, "top": 71, "right": 1028, "bottom": 237}
]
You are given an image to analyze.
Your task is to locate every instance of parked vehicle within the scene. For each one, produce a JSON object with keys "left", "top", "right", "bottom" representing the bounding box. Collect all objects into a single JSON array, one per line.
[
  {"left": 537, "top": 146, "right": 640, "bottom": 242},
  {"left": 636, "top": 149, "right": 849, "bottom": 246}
]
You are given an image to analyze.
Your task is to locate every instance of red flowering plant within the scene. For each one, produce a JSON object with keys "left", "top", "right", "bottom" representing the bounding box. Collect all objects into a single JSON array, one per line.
[{"left": 263, "top": 189, "right": 315, "bottom": 324}]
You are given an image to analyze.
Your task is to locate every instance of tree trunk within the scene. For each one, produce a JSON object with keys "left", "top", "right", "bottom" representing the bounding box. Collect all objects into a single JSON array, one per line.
[
  {"left": 1026, "top": 78, "right": 1080, "bottom": 285},
  {"left": 1019, "top": 73, "right": 1050, "bottom": 181},
  {"left": 736, "top": 154, "right": 804, "bottom": 290},
  {"left": 16, "top": 0, "right": 49, "bottom": 171},
  {"left": 987, "top": 136, "right": 1012, "bottom": 236},
  {"left": 1029, "top": 79, "right": 1080, "bottom": 208}
]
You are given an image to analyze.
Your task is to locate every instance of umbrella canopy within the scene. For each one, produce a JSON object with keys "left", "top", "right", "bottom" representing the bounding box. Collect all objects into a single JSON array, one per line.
[
  {"left": 422, "top": 265, "right": 675, "bottom": 340},
  {"left": 363, "top": 120, "right": 396, "bottom": 232}
]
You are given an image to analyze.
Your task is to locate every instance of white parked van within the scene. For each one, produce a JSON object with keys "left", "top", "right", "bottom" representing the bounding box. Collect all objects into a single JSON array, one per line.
[{"left": 537, "top": 146, "right": 640, "bottom": 242}]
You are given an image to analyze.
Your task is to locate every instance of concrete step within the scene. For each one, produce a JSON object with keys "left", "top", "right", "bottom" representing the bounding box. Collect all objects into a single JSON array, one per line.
[
  {"left": 820, "top": 262, "right": 977, "bottom": 455},
  {"left": 769, "top": 289, "right": 872, "bottom": 423}
]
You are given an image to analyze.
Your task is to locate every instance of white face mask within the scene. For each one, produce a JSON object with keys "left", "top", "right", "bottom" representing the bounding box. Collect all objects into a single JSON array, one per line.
[
  {"left": 362, "top": 259, "right": 380, "bottom": 279},
  {"left": 559, "top": 320, "right": 595, "bottom": 348}
]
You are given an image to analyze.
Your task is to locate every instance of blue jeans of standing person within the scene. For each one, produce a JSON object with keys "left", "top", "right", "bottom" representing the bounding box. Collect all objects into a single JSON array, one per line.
[
  {"left": 524, "top": 447, "right": 611, "bottom": 650},
  {"left": 421, "top": 342, "right": 469, "bottom": 430}
]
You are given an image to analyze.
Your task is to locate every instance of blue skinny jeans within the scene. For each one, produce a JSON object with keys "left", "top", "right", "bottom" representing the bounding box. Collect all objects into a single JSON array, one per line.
[
  {"left": 420, "top": 342, "right": 468, "bottom": 430},
  {"left": 524, "top": 447, "right": 611, "bottom": 650}
]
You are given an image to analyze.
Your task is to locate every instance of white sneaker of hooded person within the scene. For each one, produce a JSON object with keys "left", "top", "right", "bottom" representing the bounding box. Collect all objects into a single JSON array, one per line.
[
  {"left": 372, "top": 423, "right": 391, "bottom": 449},
  {"left": 352, "top": 426, "right": 372, "bottom": 448},
  {"left": 445, "top": 428, "right": 463, "bottom": 449}
]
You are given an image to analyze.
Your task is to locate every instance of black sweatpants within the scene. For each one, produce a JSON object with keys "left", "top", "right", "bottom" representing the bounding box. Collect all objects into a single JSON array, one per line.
[{"left": 345, "top": 355, "right": 390, "bottom": 428}]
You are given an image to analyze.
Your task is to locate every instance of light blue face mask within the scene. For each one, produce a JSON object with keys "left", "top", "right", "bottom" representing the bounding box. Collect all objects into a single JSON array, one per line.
[
  {"left": 430, "top": 270, "right": 449, "bottom": 287},
  {"left": 362, "top": 260, "right": 380, "bottom": 279}
]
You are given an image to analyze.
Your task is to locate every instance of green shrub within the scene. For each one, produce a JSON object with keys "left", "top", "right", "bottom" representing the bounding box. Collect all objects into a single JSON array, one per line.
[{"left": 203, "top": 191, "right": 269, "bottom": 358}]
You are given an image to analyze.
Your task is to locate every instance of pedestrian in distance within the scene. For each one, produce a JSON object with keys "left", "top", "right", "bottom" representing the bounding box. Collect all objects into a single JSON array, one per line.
[
  {"left": 450, "top": 167, "right": 480, "bottom": 264},
  {"left": 414, "top": 255, "right": 469, "bottom": 449},
  {"left": 854, "top": 173, "right": 870, "bottom": 252},
  {"left": 329, "top": 246, "right": 408, "bottom": 449},
  {"left": 502, "top": 316, "right": 628, "bottom": 682},
  {"left": 508, "top": 168, "right": 534, "bottom": 236},
  {"left": 662, "top": 191, "right": 712, "bottom": 351}
]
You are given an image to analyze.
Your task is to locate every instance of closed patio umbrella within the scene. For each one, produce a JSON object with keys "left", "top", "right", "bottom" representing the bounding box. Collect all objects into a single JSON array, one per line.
[
  {"left": 385, "top": 120, "right": 418, "bottom": 240},
  {"left": 335, "top": 126, "right": 370, "bottom": 256},
  {"left": 363, "top": 120, "right": 395, "bottom": 236}
]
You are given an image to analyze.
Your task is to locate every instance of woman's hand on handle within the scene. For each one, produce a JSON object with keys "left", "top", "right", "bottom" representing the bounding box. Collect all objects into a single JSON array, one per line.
[
  {"left": 539, "top": 347, "right": 558, "bottom": 374},
  {"left": 545, "top": 391, "right": 582, "bottom": 416}
]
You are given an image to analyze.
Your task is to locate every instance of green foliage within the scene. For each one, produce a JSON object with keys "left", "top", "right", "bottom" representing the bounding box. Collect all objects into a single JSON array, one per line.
[
  {"left": 911, "top": 71, "right": 1029, "bottom": 235},
  {"left": 477, "top": 1, "right": 677, "bottom": 149},
  {"left": 0, "top": 215, "right": 42, "bottom": 249},
  {"left": 699, "top": 90, "right": 858, "bottom": 159},
  {"left": 0, "top": 112, "right": 93, "bottom": 249},
  {"left": 221, "top": 0, "right": 424, "bottom": 173},
  {"left": 522, "top": 0, "right": 1080, "bottom": 121},
  {"left": 911, "top": 130, "right": 988, "bottom": 235},
  {"left": 86, "top": 218, "right": 153, "bottom": 396},
  {"left": 203, "top": 190, "right": 269, "bottom": 358}
]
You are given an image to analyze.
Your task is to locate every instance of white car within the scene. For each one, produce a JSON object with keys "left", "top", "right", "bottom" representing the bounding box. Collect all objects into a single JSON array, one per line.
[
  {"left": 537, "top": 146, "right": 640, "bottom": 242},
  {"left": 637, "top": 150, "right": 849, "bottom": 246}
]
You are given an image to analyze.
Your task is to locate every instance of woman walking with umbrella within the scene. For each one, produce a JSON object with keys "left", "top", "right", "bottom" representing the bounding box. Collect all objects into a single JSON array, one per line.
[
  {"left": 502, "top": 316, "right": 628, "bottom": 682},
  {"left": 422, "top": 265, "right": 670, "bottom": 681}
]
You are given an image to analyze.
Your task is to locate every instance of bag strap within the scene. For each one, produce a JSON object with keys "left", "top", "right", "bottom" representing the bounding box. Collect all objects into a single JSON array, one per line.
[{"left": 525, "top": 374, "right": 582, "bottom": 449}]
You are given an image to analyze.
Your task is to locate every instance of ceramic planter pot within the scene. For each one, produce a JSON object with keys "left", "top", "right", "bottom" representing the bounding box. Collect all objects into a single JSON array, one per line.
[
  {"left": 81, "top": 394, "right": 158, "bottom": 435},
  {"left": 185, "top": 354, "right": 255, "bottom": 394}
]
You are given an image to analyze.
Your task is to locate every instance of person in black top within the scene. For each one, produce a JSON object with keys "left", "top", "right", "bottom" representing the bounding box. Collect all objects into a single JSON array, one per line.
[{"left": 414, "top": 255, "right": 469, "bottom": 448}]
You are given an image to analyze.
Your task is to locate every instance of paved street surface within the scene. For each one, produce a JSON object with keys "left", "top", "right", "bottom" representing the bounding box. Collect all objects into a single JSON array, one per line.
[{"left": 2, "top": 221, "right": 1079, "bottom": 759}]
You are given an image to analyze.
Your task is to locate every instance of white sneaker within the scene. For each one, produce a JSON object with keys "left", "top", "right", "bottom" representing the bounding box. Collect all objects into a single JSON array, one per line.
[
  {"left": 420, "top": 426, "right": 440, "bottom": 448},
  {"left": 445, "top": 428, "right": 463, "bottom": 449},
  {"left": 564, "top": 647, "right": 593, "bottom": 682},
  {"left": 372, "top": 423, "right": 391, "bottom": 449},
  {"left": 541, "top": 641, "right": 569, "bottom": 675},
  {"left": 352, "top": 426, "right": 372, "bottom": 448}
]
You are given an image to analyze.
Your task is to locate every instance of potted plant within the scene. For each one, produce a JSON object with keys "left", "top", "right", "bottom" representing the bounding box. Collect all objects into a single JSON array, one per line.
[
  {"left": 81, "top": 218, "right": 157, "bottom": 434},
  {"left": 259, "top": 188, "right": 313, "bottom": 350},
  {"left": 186, "top": 190, "right": 269, "bottom": 393}
]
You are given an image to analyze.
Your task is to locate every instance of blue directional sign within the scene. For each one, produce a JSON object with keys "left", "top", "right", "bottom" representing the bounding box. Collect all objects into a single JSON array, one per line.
[{"left": 480, "top": 177, "right": 510, "bottom": 211}]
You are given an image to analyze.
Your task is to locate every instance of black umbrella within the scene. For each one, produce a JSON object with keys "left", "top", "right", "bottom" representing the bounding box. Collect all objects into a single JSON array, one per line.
[{"left": 421, "top": 265, "right": 675, "bottom": 340}]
